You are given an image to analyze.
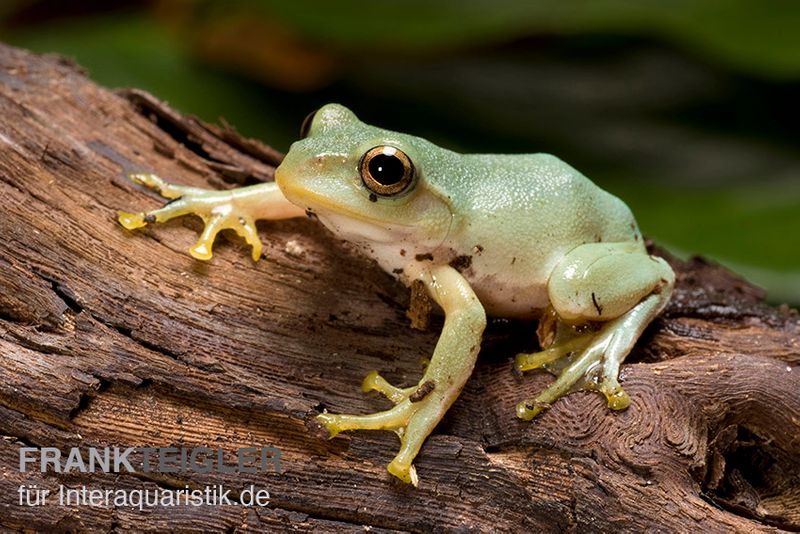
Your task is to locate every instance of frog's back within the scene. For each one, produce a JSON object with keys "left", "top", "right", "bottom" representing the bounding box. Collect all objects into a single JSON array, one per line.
[{"left": 435, "top": 152, "right": 643, "bottom": 317}]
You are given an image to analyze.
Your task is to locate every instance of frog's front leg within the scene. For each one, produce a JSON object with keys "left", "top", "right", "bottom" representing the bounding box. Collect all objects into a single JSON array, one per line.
[
  {"left": 118, "top": 173, "right": 305, "bottom": 261},
  {"left": 317, "top": 264, "right": 486, "bottom": 485},
  {"left": 515, "top": 242, "right": 674, "bottom": 420}
]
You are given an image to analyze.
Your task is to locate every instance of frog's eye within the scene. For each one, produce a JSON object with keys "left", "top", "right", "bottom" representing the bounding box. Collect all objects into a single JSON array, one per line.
[
  {"left": 359, "top": 146, "right": 415, "bottom": 197},
  {"left": 299, "top": 109, "right": 318, "bottom": 138}
]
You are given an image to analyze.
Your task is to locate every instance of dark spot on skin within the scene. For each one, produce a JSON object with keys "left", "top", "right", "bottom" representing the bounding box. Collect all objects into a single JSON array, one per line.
[
  {"left": 634, "top": 234, "right": 639, "bottom": 241},
  {"left": 473, "top": 245, "right": 484, "bottom": 254},
  {"left": 409, "top": 380, "right": 435, "bottom": 402},
  {"left": 415, "top": 253, "right": 434, "bottom": 262},
  {"left": 653, "top": 277, "right": 669, "bottom": 294},
  {"left": 328, "top": 313, "right": 337, "bottom": 321},
  {"left": 400, "top": 249, "right": 406, "bottom": 256},
  {"left": 143, "top": 214, "right": 156, "bottom": 223},
  {"left": 368, "top": 193, "right": 378, "bottom": 203},
  {"left": 595, "top": 234, "right": 603, "bottom": 242},
  {"left": 305, "top": 208, "right": 318, "bottom": 220},
  {"left": 511, "top": 296, "right": 517, "bottom": 303},
  {"left": 592, "top": 292, "right": 603, "bottom": 316},
  {"left": 630, "top": 223, "right": 636, "bottom": 230},
  {"left": 511, "top": 257, "right": 517, "bottom": 265},
  {"left": 392, "top": 268, "right": 404, "bottom": 275},
  {"left": 448, "top": 255, "right": 472, "bottom": 272},
  {"left": 525, "top": 401, "right": 550, "bottom": 412}
]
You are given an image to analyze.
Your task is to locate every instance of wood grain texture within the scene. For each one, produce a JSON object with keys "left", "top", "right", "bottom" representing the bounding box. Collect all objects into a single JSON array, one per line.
[{"left": 0, "top": 43, "right": 798, "bottom": 532}]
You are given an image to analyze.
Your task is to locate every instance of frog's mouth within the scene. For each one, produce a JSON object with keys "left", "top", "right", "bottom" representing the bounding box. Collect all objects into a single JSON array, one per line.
[
  {"left": 280, "top": 182, "right": 422, "bottom": 246},
  {"left": 283, "top": 184, "right": 411, "bottom": 227}
]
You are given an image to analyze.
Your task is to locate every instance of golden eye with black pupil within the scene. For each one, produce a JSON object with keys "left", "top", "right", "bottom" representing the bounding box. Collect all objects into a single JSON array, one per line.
[
  {"left": 359, "top": 146, "right": 415, "bottom": 197},
  {"left": 299, "top": 108, "right": 318, "bottom": 138}
]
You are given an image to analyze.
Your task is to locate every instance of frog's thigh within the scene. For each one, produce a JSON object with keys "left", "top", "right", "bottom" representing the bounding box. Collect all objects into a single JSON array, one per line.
[{"left": 548, "top": 242, "right": 670, "bottom": 323}]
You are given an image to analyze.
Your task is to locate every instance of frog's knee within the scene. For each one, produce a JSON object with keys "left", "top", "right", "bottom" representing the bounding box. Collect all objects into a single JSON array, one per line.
[{"left": 650, "top": 255, "right": 675, "bottom": 290}]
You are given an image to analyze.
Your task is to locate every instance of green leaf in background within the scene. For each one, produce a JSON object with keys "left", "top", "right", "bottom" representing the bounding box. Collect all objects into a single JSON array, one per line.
[{"left": 247, "top": 0, "right": 800, "bottom": 79}]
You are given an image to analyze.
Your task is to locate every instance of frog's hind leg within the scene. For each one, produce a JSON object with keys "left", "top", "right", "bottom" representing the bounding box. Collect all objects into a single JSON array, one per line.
[{"left": 515, "top": 242, "right": 674, "bottom": 420}]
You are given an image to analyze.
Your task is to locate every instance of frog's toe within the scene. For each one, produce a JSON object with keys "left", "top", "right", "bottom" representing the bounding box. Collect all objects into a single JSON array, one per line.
[
  {"left": 597, "top": 376, "right": 631, "bottom": 411},
  {"left": 387, "top": 459, "right": 418, "bottom": 486},
  {"left": 128, "top": 172, "right": 201, "bottom": 199},
  {"left": 315, "top": 412, "right": 343, "bottom": 439},
  {"left": 315, "top": 402, "right": 411, "bottom": 438},
  {"left": 117, "top": 211, "right": 148, "bottom": 230},
  {"left": 129, "top": 172, "right": 169, "bottom": 194},
  {"left": 189, "top": 213, "right": 226, "bottom": 261},
  {"left": 514, "top": 333, "right": 593, "bottom": 372},
  {"left": 231, "top": 215, "right": 263, "bottom": 261},
  {"left": 117, "top": 195, "right": 194, "bottom": 231},
  {"left": 361, "top": 370, "right": 416, "bottom": 405},
  {"left": 515, "top": 399, "right": 550, "bottom": 421}
]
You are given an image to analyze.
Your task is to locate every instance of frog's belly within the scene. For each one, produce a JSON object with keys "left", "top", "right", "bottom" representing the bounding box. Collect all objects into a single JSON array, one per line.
[
  {"left": 468, "top": 274, "right": 550, "bottom": 319},
  {"left": 365, "top": 239, "right": 554, "bottom": 319},
  {"left": 450, "top": 244, "right": 559, "bottom": 319}
]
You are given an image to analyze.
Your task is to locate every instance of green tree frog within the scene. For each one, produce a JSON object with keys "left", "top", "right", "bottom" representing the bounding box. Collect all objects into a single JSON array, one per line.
[{"left": 118, "top": 104, "right": 674, "bottom": 485}]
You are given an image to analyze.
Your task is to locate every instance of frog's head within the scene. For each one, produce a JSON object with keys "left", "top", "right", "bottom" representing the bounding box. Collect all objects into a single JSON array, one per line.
[{"left": 276, "top": 104, "right": 454, "bottom": 251}]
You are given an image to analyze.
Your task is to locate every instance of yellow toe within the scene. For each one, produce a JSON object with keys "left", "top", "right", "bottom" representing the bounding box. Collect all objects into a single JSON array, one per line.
[
  {"left": 387, "top": 459, "right": 417, "bottom": 486},
  {"left": 190, "top": 242, "right": 214, "bottom": 261},
  {"left": 316, "top": 413, "right": 341, "bottom": 439},
  {"left": 361, "top": 370, "right": 380, "bottom": 393},
  {"left": 117, "top": 211, "right": 147, "bottom": 230},
  {"left": 516, "top": 400, "right": 547, "bottom": 421},
  {"left": 605, "top": 387, "right": 631, "bottom": 411}
]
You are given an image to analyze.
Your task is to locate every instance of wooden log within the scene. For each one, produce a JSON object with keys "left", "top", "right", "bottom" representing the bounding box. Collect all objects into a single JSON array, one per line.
[{"left": 0, "top": 42, "right": 798, "bottom": 532}]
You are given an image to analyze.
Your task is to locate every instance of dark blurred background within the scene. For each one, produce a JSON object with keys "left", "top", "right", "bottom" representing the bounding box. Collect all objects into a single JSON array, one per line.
[{"left": 1, "top": 0, "right": 798, "bottom": 305}]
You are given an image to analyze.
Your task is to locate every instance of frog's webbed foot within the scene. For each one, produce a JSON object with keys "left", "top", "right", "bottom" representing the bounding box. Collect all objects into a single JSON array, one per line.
[
  {"left": 317, "top": 265, "right": 486, "bottom": 485},
  {"left": 515, "top": 242, "right": 675, "bottom": 421},
  {"left": 118, "top": 172, "right": 304, "bottom": 261}
]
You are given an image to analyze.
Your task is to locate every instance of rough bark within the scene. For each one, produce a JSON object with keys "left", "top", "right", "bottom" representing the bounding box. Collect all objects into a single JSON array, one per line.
[{"left": 0, "top": 43, "right": 798, "bottom": 533}]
